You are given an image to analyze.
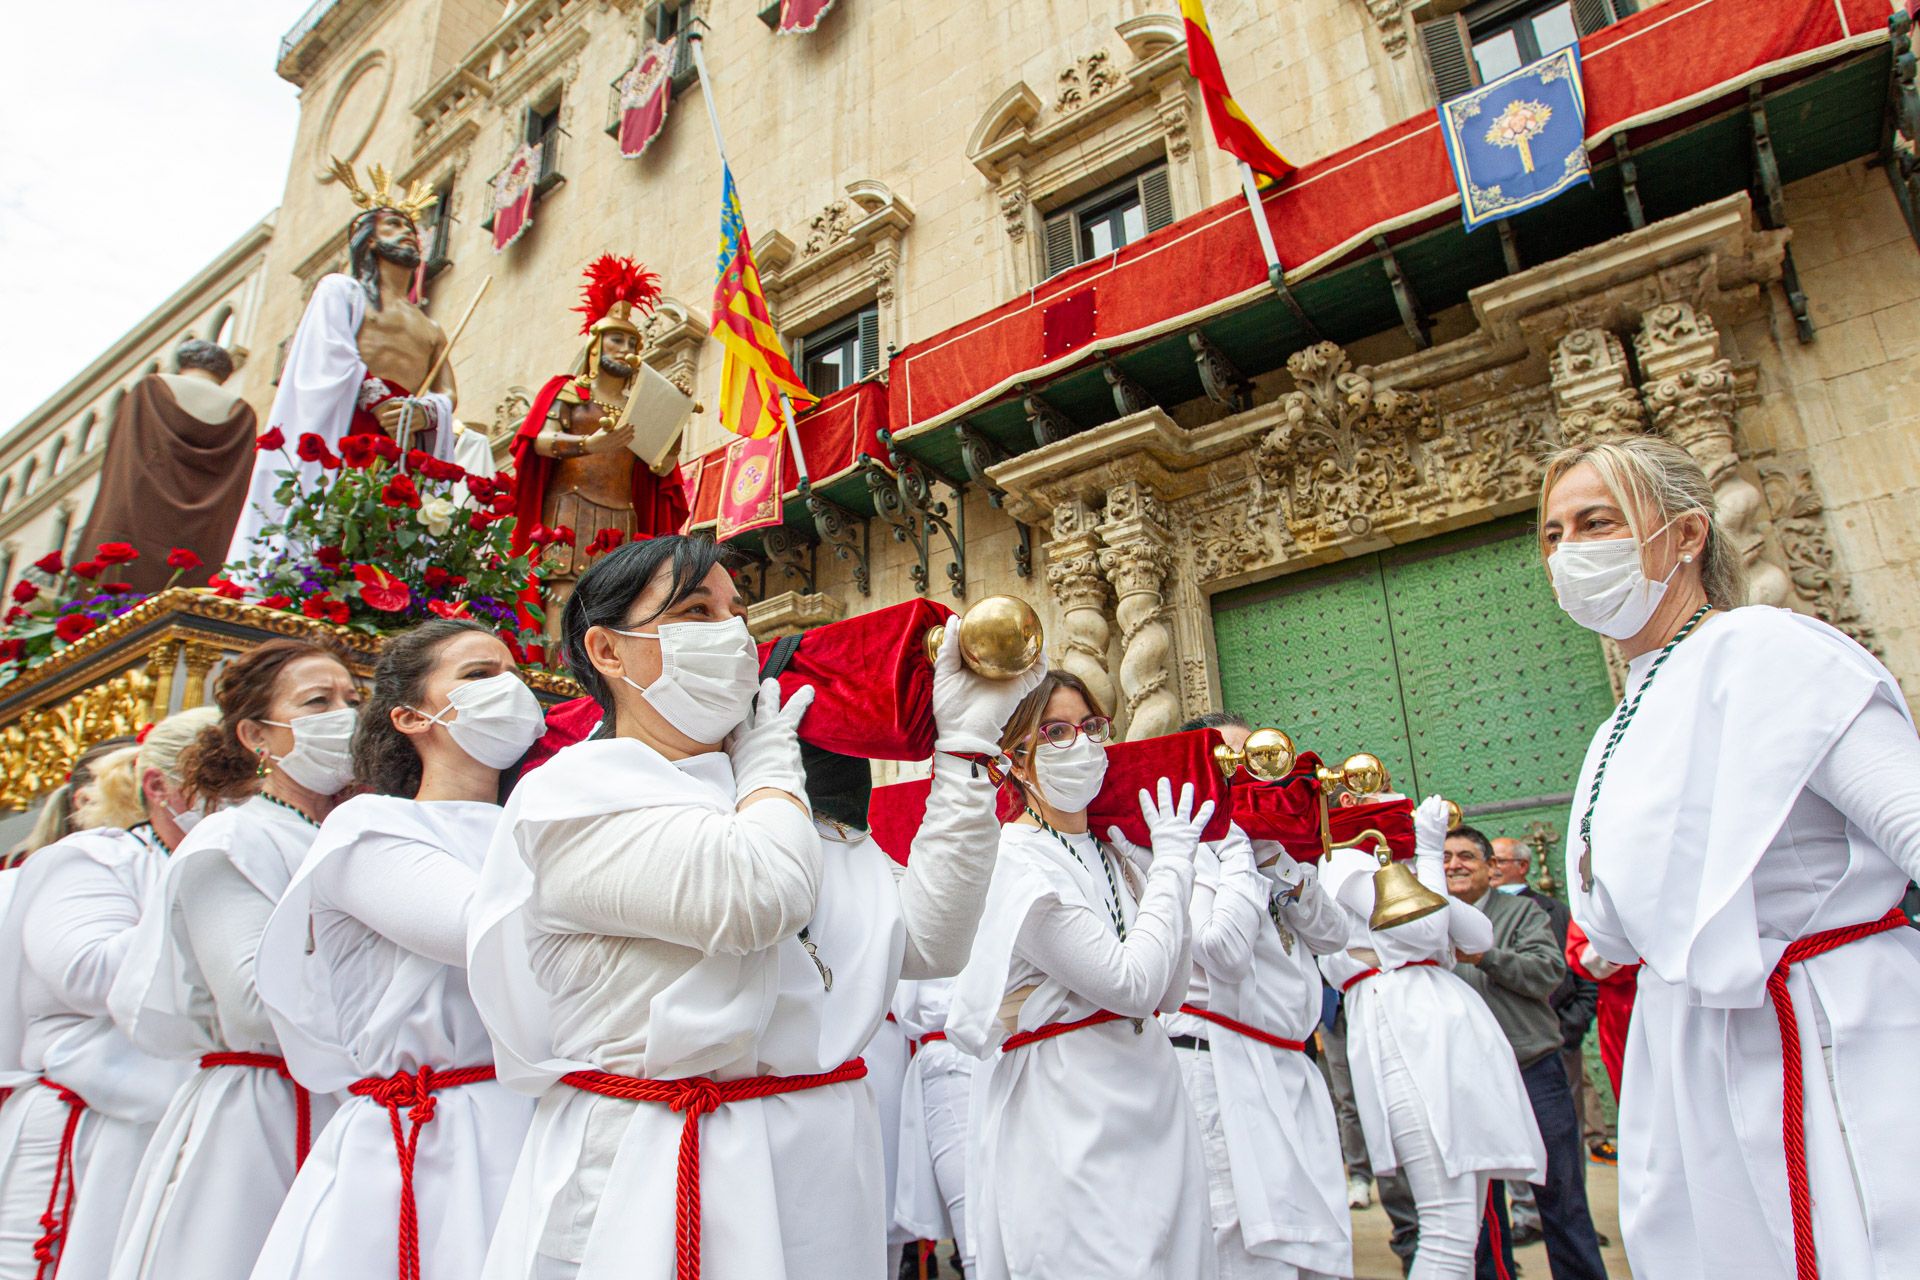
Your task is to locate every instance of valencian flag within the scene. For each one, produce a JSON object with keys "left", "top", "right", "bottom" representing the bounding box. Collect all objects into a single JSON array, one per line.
[
  {"left": 1439, "top": 44, "right": 1590, "bottom": 233},
  {"left": 776, "top": 0, "right": 837, "bottom": 34},
  {"left": 1178, "top": 0, "right": 1294, "bottom": 183},
  {"left": 616, "top": 38, "right": 676, "bottom": 159},
  {"left": 712, "top": 165, "right": 816, "bottom": 440},
  {"left": 491, "top": 142, "right": 541, "bottom": 251}
]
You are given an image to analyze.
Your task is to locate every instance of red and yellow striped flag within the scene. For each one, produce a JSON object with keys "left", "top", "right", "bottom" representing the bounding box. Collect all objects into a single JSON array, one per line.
[
  {"left": 1179, "top": 0, "right": 1295, "bottom": 184},
  {"left": 713, "top": 165, "right": 817, "bottom": 440}
]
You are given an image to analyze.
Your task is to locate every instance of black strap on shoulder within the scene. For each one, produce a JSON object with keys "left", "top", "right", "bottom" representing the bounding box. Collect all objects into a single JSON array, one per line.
[{"left": 759, "top": 632, "right": 804, "bottom": 680}]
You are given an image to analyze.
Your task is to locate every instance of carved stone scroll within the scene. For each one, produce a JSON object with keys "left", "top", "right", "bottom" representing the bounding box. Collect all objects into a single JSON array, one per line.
[{"left": 1549, "top": 329, "right": 1645, "bottom": 446}]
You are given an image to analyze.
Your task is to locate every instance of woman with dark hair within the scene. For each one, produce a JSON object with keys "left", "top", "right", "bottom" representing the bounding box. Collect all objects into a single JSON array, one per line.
[
  {"left": 250, "top": 620, "right": 541, "bottom": 1280},
  {"left": 946, "top": 670, "right": 1217, "bottom": 1280},
  {"left": 106, "top": 638, "right": 356, "bottom": 1280},
  {"left": 472, "top": 534, "right": 1037, "bottom": 1280}
]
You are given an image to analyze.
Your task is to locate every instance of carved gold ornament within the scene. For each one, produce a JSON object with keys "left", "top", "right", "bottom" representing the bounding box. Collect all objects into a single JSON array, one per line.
[{"left": 328, "top": 156, "right": 438, "bottom": 222}]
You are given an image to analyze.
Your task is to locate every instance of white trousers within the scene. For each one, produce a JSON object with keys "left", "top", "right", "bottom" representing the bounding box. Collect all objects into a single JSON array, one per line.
[
  {"left": 1378, "top": 1042, "right": 1486, "bottom": 1280},
  {"left": 919, "top": 1054, "right": 974, "bottom": 1271},
  {"left": 0, "top": 1087, "right": 65, "bottom": 1280}
]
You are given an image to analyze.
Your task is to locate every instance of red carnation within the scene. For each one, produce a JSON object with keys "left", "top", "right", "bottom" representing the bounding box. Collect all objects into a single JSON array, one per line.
[
  {"left": 585, "top": 528, "right": 627, "bottom": 557},
  {"left": 256, "top": 427, "right": 286, "bottom": 452},
  {"left": 381, "top": 474, "right": 421, "bottom": 510},
  {"left": 315, "top": 545, "right": 345, "bottom": 569},
  {"left": 302, "top": 594, "right": 350, "bottom": 624},
  {"left": 206, "top": 575, "right": 247, "bottom": 599},
  {"left": 261, "top": 594, "right": 292, "bottom": 610},
  {"left": 101, "top": 582, "right": 134, "bottom": 596},
  {"left": 427, "top": 599, "right": 471, "bottom": 619},
  {"left": 423, "top": 566, "right": 452, "bottom": 589},
  {"left": 166, "top": 548, "right": 203, "bottom": 572},
  {"left": 10, "top": 581, "right": 37, "bottom": 604},
  {"left": 32, "top": 551, "right": 63, "bottom": 575},
  {"left": 0, "top": 638, "right": 23, "bottom": 664},
  {"left": 72, "top": 560, "right": 103, "bottom": 581},
  {"left": 95, "top": 542, "right": 139, "bottom": 565},
  {"left": 353, "top": 563, "right": 411, "bottom": 612},
  {"left": 339, "top": 434, "right": 380, "bottom": 469},
  {"left": 54, "top": 614, "right": 98, "bottom": 644}
]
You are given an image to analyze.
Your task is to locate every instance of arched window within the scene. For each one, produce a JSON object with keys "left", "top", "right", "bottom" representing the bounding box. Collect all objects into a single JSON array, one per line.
[
  {"left": 46, "top": 438, "right": 67, "bottom": 478},
  {"left": 0, "top": 476, "right": 12, "bottom": 515},
  {"left": 76, "top": 411, "right": 99, "bottom": 453},
  {"left": 146, "top": 360, "right": 160, "bottom": 376},
  {"left": 19, "top": 458, "right": 37, "bottom": 498},
  {"left": 107, "top": 388, "right": 126, "bottom": 430},
  {"left": 208, "top": 304, "right": 236, "bottom": 348}
]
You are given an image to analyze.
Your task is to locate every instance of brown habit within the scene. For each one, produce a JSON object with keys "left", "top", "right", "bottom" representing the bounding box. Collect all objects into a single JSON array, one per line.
[{"left": 77, "top": 375, "right": 257, "bottom": 592}]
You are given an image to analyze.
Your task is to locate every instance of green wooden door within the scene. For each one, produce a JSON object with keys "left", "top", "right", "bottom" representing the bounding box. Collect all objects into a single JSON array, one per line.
[{"left": 1211, "top": 517, "right": 1617, "bottom": 856}]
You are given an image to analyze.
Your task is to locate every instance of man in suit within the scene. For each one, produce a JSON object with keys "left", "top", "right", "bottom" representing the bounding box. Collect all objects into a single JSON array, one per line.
[{"left": 1448, "top": 827, "right": 1609, "bottom": 1280}]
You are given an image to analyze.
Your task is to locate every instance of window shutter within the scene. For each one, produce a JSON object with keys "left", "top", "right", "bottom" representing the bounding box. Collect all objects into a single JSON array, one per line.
[
  {"left": 1042, "top": 210, "right": 1078, "bottom": 278},
  {"left": 1418, "top": 14, "right": 1478, "bottom": 103},
  {"left": 1139, "top": 166, "right": 1175, "bottom": 233},
  {"left": 1572, "top": 0, "right": 1620, "bottom": 35},
  {"left": 857, "top": 308, "right": 881, "bottom": 378}
]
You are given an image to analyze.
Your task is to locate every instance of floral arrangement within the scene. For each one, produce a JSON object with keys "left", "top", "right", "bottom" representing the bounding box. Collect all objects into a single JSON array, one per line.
[{"left": 0, "top": 543, "right": 207, "bottom": 676}]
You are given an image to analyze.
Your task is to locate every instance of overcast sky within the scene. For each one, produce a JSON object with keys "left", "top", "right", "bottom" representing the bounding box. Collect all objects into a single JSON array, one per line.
[{"left": 0, "top": 3, "right": 307, "bottom": 428}]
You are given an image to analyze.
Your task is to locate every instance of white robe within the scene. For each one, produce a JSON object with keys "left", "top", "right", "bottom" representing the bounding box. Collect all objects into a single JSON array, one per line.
[
  {"left": 947, "top": 824, "right": 1214, "bottom": 1280},
  {"left": 890, "top": 977, "right": 976, "bottom": 1245},
  {"left": 1316, "top": 846, "right": 1545, "bottom": 1185},
  {"left": 1566, "top": 606, "right": 1920, "bottom": 1280},
  {"left": 0, "top": 829, "right": 188, "bottom": 1280},
  {"left": 1165, "top": 836, "right": 1353, "bottom": 1279},
  {"left": 105, "top": 798, "right": 337, "bottom": 1280},
  {"left": 226, "top": 273, "right": 454, "bottom": 570},
  {"left": 252, "top": 796, "right": 530, "bottom": 1280}
]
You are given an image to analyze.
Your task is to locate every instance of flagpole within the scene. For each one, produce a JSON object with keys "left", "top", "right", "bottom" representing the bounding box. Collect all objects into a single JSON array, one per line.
[
  {"left": 687, "top": 29, "right": 812, "bottom": 487},
  {"left": 1236, "top": 161, "right": 1282, "bottom": 282}
]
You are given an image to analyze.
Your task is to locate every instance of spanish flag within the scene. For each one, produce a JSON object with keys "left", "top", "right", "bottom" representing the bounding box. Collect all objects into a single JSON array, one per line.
[
  {"left": 713, "top": 165, "right": 817, "bottom": 439},
  {"left": 1179, "top": 0, "right": 1295, "bottom": 184}
]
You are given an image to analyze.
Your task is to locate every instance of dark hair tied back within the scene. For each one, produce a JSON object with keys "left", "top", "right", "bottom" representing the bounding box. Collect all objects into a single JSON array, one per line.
[
  {"left": 353, "top": 619, "right": 493, "bottom": 797},
  {"left": 561, "top": 535, "right": 730, "bottom": 726}
]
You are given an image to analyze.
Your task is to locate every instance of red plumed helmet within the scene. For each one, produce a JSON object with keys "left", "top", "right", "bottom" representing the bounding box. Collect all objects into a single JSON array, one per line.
[{"left": 574, "top": 254, "right": 662, "bottom": 337}]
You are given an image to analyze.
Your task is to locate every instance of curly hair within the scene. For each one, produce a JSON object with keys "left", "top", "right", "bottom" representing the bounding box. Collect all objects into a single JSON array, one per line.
[
  {"left": 352, "top": 619, "right": 493, "bottom": 798},
  {"left": 179, "top": 638, "right": 353, "bottom": 804}
]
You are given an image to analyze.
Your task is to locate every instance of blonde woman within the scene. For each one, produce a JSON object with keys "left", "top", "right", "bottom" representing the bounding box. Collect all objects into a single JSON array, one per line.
[
  {"left": 0, "top": 714, "right": 209, "bottom": 1280},
  {"left": 1540, "top": 435, "right": 1920, "bottom": 1280}
]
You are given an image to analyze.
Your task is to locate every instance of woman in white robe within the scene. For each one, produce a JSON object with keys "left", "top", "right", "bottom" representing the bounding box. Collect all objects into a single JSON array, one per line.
[
  {"left": 252, "top": 620, "right": 542, "bottom": 1280},
  {"left": 471, "top": 535, "right": 1042, "bottom": 1280},
  {"left": 947, "top": 670, "right": 1216, "bottom": 1280},
  {"left": 1539, "top": 437, "right": 1920, "bottom": 1280},
  {"left": 1316, "top": 796, "right": 1545, "bottom": 1280},
  {"left": 0, "top": 716, "right": 214, "bottom": 1280},
  {"left": 105, "top": 640, "right": 356, "bottom": 1280},
  {"left": 891, "top": 977, "right": 977, "bottom": 1271}
]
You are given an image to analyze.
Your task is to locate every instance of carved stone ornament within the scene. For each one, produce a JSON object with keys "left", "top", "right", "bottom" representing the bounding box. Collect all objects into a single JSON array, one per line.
[
  {"left": 1550, "top": 328, "right": 1646, "bottom": 446},
  {"left": 801, "top": 201, "right": 857, "bottom": 259},
  {"left": 1757, "top": 463, "right": 1880, "bottom": 653},
  {"left": 1097, "top": 536, "right": 1180, "bottom": 739},
  {"left": 1056, "top": 49, "right": 1120, "bottom": 113},
  {"left": 1362, "top": 0, "right": 1412, "bottom": 58},
  {"left": 492, "top": 385, "right": 534, "bottom": 442}
]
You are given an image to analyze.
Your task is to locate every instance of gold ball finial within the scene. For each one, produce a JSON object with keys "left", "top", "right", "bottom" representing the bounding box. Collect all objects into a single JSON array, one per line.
[{"left": 923, "top": 596, "right": 1045, "bottom": 680}]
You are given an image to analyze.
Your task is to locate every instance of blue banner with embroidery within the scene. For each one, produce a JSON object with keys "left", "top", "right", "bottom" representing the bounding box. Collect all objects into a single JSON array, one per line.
[{"left": 1440, "top": 43, "right": 1589, "bottom": 233}]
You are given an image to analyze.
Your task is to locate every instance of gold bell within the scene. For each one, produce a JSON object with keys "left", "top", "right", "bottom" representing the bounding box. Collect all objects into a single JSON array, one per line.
[
  {"left": 1213, "top": 727, "right": 1297, "bottom": 781},
  {"left": 922, "top": 595, "right": 1046, "bottom": 680},
  {"left": 1444, "top": 798, "right": 1464, "bottom": 831},
  {"left": 1369, "top": 846, "right": 1449, "bottom": 931},
  {"left": 1319, "top": 752, "right": 1389, "bottom": 796}
]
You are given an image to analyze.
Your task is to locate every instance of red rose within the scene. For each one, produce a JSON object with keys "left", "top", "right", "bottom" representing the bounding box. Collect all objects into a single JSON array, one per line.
[
  {"left": 405, "top": 449, "right": 433, "bottom": 473},
  {"left": 549, "top": 525, "right": 576, "bottom": 547},
  {"left": 32, "top": 551, "right": 63, "bottom": 575},
  {"left": 526, "top": 524, "right": 554, "bottom": 547},
  {"left": 3, "top": 607, "right": 24, "bottom": 625},
  {"left": 329, "top": 599, "right": 351, "bottom": 624},
  {"left": 353, "top": 563, "right": 411, "bottom": 612},
  {"left": 381, "top": 474, "right": 421, "bottom": 510},
  {"left": 584, "top": 528, "right": 627, "bottom": 558},
  {"left": 54, "top": 614, "right": 98, "bottom": 644},
  {"left": 467, "top": 511, "right": 494, "bottom": 531},
  {"left": 261, "top": 594, "right": 292, "bottom": 610},
  {"left": 373, "top": 435, "right": 402, "bottom": 463},
  {"left": 427, "top": 457, "right": 466, "bottom": 483},
  {"left": 301, "top": 594, "right": 340, "bottom": 621},
  {"left": 339, "top": 434, "right": 379, "bottom": 469},
  {"left": 423, "top": 566, "right": 452, "bottom": 589},
  {"left": 10, "top": 581, "right": 37, "bottom": 604},
  {"left": 450, "top": 574, "right": 468, "bottom": 587},
  {"left": 165, "top": 548, "right": 203, "bottom": 572},
  {"left": 256, "top": 427, "right": 286, "bottom": 452},
  {"left": 427, "top": 599, "right": 471, "bottom": 619},
  {"left": 206, "top": 575, "right": 247, "bottom": 599},
  {"left": 319, "top": 450, "right": 342, "bottom": 471},
  {"left": 101, "top": 583, "right": 134, "bottom": 596},
  {"left": 95, "top": 542, "right": 139, "bottom": 565},
  {"left": 465, "top": 475, "right": 496, "bottom": 501},
  {"left": 315, "top": 545, "right": 345, "bottom": 569},
  {"left": 72, "top": 560, "right": 103, "bottom": 581},
  {"left": 0, "top": 638, "right": 23, "bottom": 663},
  {"left": 295, "top": 433, "right": 331, "bottom": 463},
  {"left": 490, "top": 490, "right": 517, "bottom": 517}
]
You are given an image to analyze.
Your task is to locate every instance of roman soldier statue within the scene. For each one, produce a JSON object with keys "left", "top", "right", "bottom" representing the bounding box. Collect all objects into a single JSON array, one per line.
[
  {"left": 226, "top": 159, "right": 461, "bottom": 569},
  {"left": 509, "top": 255, "right": 690, "bottom": 602}
]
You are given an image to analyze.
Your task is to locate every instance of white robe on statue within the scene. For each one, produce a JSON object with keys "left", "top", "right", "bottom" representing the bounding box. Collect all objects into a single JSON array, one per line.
[
  {"left": 947, "top": 822, "right": 1214, "bottom": 1280},
  {"left": 1165, "top": 831, "right": 1353, "bottom": 1280},
  {"left": 0, "top": 829, "right": 189, "bottom": 1280},
  {"left": 104, "top": 797, "right": 338, "bottom": 1280},
  {"left": 227, "top": 273, "right": 454, "bottom": 570},
  {"left": 891, "top": 977, "right": 977, "bottom": 1255},
  {"left": 1566, "top": 606, "right": 1920, "bottom": 1280},
  {"left": 252, "top": 796, "right": 530, "bottom": 1280}
]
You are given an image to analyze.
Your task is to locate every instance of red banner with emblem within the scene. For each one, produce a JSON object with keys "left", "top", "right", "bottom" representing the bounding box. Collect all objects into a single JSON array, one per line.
[
  {"left": 778, "top": 0, "right": 837, "bottom": 34},
  {"left": 616, "top": 39, "right": 675, "bottom": 159},
  {"left": 491, "top": 142, "right": 541, "bottom": 252},
  {"left": 716, "top": 430, "right": 786, "bottom": 541}
]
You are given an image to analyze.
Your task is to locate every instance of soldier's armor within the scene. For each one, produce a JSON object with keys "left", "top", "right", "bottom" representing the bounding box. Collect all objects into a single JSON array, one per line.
[{"left": 541, "top": 383, "right": 636, "bottom": 579}]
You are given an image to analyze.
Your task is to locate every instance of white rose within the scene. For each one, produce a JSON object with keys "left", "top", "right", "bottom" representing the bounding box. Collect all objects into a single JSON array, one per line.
[{"left": 416, "top": 496, "right": 458, "bottom": 538}]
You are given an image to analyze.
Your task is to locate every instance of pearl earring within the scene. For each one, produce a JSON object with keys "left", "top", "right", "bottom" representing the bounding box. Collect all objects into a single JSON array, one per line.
[{"left": 1681, "top": 554, "right": 1694, "bottom": 563}]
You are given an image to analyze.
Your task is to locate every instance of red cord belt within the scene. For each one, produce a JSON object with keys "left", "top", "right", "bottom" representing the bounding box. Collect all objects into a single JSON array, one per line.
[
  {"left": 561, "top": 1057, "right": 868, "bottom": 1280},
  {"left": 1174, "top": 1005, "right": 1308, "bottom": 1052},
  {"left": 348, "top": 1064, "right": 496, "bottom": 1280},
  {"left": 32, "top": 1079, "right": 86, "bottom": 1280},
  {"left": 1340, "top": 957, "right": 1440, "bottom": 993},
  {"left": 1000, "top": 1009, "right": 1139, "bottom": 1051},
  {"left": 1768, "top": 906, "right": 1908, "bottom": 1280},
  {"left": 201, "top": 1052, "right": 312, "bottom": 1168}
]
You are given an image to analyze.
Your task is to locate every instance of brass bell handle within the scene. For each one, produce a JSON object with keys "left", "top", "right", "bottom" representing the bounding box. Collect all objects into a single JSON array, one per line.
[
  {"left": 1327, "top": 827, "right": 1396, "bottom": 859},
  {"left": 921, "top": 595, "right": 1046, "bottom": 681}
]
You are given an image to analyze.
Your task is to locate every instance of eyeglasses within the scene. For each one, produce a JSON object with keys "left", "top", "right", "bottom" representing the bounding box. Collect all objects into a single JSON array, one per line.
[{"left": 1034, "top": 716, "right": 1113, "bottom": 749}]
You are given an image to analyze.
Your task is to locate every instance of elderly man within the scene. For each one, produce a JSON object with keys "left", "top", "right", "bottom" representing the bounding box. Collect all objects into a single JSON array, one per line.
[
  {"left": 1492, "top": 837, "right": 1612, "bottom": 1168},
  {"left": 1446, "top": 826, "right": 1608, "bottom": 1280}
]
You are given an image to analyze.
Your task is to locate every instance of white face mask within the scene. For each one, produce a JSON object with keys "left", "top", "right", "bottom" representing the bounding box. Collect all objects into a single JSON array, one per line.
[
  {"left": 261, "top": 707, "right": 359, "bottom": 795},
  {"left": 168, "top": 799, "right": 206, "bottom": 835},
  {"left": 412, "top": 671, "right": 546, "bottom": 769},
  {"left": 1547, "top": 523, "right": 1686, "bottom": 640},
  {"left": 610, "top": 615, "right": 760, "bottom": 744},
  {"left": 1032, "top": 733, "right": 1109, "bottom": 814}
]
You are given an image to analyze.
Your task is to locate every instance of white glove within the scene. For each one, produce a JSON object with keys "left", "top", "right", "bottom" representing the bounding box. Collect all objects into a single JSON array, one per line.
[
  {"left": 930, "top": 616, "right": 1048, "bottom": 757},
  {"left": 725, "top": 679, "right": 816, "bottom": 803},
  {"left": 1213, "top": 824, "right": 1259, "bottom": 874},
  {"left": 1133, "top": 778, "right": 1215, "bottom": 868},
  {"left": 1413, "top": 794, "right": 1452, "bottom": 855},
  {"left": 1579, "top": 943, "right": 1623, "bottom": 980},
  {"left": 1103, "top": 826, "right": 1154, "bottom": 873}
]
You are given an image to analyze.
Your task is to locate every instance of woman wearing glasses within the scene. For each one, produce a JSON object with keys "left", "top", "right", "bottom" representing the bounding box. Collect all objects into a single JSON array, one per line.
[{"left": 948, "top": 672, "right": 1217, "bottom": 1280}]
